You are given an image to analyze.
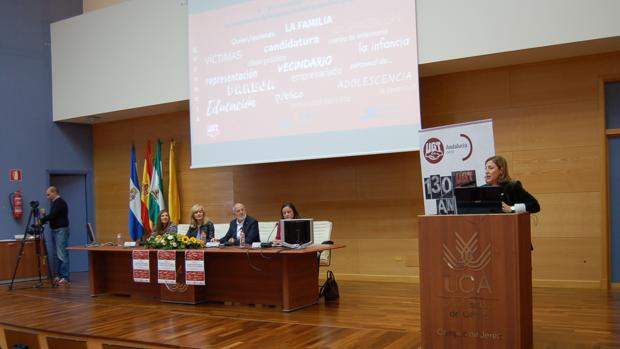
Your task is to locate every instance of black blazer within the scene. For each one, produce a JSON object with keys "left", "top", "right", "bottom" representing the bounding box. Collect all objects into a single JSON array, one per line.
[
  {"left": 219, "top": 215, "right": 260, "bottom": 245},
  {"left": 499, "top": 180, "right": 540, "bottom": 213},
  {"left": 187, "top": 222, "right": 215, "bottom": 241}
]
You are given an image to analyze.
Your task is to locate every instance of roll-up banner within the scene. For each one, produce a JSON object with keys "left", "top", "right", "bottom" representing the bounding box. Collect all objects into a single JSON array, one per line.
[{"left": 418, "top": 119, "right": 495, "bottom": 215}]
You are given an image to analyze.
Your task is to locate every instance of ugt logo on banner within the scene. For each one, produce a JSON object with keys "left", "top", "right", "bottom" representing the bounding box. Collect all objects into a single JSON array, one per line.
[{"left": 423, "top": 138, "right": 444, "bottom": 164}]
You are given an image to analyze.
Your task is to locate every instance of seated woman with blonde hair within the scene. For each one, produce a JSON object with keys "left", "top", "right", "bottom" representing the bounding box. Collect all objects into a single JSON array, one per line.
[
  {"left": 186, "top": 204, "right": 214, "bottom": 242},
  {"left": 152, "top": 209, "right": 177, "bottom": 237}
]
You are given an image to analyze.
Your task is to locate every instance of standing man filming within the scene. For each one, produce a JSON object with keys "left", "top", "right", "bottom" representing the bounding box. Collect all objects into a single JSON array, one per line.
[{"left": 40, "top": 186, "right": 70, "bottom": 286}]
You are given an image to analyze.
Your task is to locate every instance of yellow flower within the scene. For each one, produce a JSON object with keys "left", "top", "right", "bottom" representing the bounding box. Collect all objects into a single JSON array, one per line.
[
  {"left": 190, "top": 237, "right": 197, "bottom": 243},
  {"left": 182, "top": 236, "right": 190, "bottom": 244}
]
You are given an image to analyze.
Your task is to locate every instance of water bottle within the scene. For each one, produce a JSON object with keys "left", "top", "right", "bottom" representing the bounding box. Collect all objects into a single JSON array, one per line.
[
  {"left": 239, "top": 228, "right": 245, "bottom": 247},
  {"left": 116, "top": 233, "right": 123, "bottom": 246}
]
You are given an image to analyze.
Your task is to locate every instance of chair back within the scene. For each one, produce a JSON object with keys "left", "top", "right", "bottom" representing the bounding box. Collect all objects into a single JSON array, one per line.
[
  {"left": 312, "top": 221, "right": 333, "bottom": 266},
  {"left": 213, "top": 224, "right": 229, "bottom": 239},
  {"left": 176, "top": 224, "right": 190, "bottom": 235},
  {"left": 259, "top": 221, "right": 278, "bottom": 242}
]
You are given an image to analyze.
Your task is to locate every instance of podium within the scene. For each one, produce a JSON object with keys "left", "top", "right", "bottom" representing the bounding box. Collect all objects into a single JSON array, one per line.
[{"left": 418, "top": 214, "right": 532, "bottom": 349}]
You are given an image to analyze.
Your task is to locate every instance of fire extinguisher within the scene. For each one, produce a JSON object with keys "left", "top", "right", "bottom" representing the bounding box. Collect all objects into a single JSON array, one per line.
[{"left": 9, "top": 190, "right": 23, "bottom": 219}]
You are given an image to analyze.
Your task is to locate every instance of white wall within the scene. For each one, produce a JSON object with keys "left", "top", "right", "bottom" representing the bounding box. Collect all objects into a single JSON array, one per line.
[
  {"left": 51, "top": 0, "right": 620, "bottom": 121},
  {"left": 51, "top": 0, "right": 188, "bottom": 121},
  {"left": 416, "top": 0, "right": 620, "bottom": 63}
]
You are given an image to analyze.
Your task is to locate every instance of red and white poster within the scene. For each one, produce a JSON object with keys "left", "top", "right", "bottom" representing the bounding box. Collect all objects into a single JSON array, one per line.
[
  {"left": 157, "top": 250, "right": 176, "bottom": 284},
  {"left": 185, "top": 250, "right": 205, "bottom": 286},
  {"left": 418, "top": 119, "right": 495, "bottom": 215},
  {"left": 132, "top": 250, "right": 150, "bottom": 283}
]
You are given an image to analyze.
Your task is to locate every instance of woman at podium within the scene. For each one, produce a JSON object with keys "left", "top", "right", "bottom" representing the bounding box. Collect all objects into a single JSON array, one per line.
[{"left": 485, "top": 155, "right": 540, "bottom": 214}]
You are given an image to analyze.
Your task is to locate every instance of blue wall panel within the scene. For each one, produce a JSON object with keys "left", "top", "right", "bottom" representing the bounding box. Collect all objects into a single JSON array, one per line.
[
  {"left": 606, "top": 82, "right": 620, "bottom": 129},
  {"left": 610, "top": 137, "right": 620, "bottom": 282},
  {"left": 0, "top": 1, "right": 92, "bottom": 240},
  {"left": 607, "top": 81, "right": 620, "bottom": 282}
]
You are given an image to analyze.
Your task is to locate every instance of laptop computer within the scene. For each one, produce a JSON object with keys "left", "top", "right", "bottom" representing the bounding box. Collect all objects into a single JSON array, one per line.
[
  {"left": 454, "top": 186, "right": 503, "bottom": 214},
  {"left": 86, "top": 222, "right": 100, "bottom": 247}
]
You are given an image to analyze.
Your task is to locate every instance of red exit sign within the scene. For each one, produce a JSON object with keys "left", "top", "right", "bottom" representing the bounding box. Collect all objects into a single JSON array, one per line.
[{"left": 9, "top": 169, "right": 22, "bottom": 182}]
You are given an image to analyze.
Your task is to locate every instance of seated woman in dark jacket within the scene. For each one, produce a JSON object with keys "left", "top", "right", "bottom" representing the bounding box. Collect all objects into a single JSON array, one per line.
[
  {"left": 484, "top": 155, "right": 540, "bottom": 214},
  {"left": 186, "top": 204, "right": 214, "bottom": 242},
  {"left": 152, "top": 209, "right": 177, "bottom": 237}
]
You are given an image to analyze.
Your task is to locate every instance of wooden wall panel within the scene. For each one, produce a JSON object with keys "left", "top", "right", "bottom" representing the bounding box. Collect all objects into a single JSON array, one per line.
[
  {"left": 532, "top": 237, "right": 602, "bottom": 284},
  {"left": 534, "top": 192, "right": 602, "bottom": 239},
  {"left": 511, "top": 147, "right": 603, "bottom": 194},
  {"left": 93, "top": 51, "right": 620, "bottom": 286},
  {"left": 357, "top": 239, "right": 418, "bottom": 275},
  {"left": 233, "top": 158, "right": 358, "bottom": 204},
  {"left": 491, "top": 100, "right": 601, "bottom": 151},
  {"left": 331, "top": 238, "right": 360, "bottom": 274},
  {"left": 508, "top": 56, "right": 602, "bottom": 107},
  {"left": 420, "top": 69, "right": 511, "bottom": 116}
]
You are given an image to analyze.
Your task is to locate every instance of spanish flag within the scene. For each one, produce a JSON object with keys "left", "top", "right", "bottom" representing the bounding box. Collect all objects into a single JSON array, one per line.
[
  {"left": 168, "top": 139, "right": 181, "bottom": 224},
  {"left": 141, "top": 141, "right": 152, "bottom": 236}
]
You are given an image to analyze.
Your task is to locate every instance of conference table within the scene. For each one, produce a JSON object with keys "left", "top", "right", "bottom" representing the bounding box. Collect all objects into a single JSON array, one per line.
[{"left": 68, "top": 244, "right": 343, "bottom": 312}]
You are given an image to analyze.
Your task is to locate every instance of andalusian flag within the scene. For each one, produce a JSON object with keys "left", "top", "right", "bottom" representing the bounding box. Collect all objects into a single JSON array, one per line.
[
  {"left": 129, "top": 144, "right": 144, "bottom": 241},
  {"left": 148, "top": 140, "right": 165, "bottom": 224},
  {"left": 141, "top": 141, "right": 152, "bottom": 235},
  {"left": 168, "top": 139, "right": 181, "bottom": 223}
]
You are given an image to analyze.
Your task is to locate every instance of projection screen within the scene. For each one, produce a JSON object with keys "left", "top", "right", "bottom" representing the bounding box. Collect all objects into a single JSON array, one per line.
[{"left": 188, "top": 0, "right": 420, "bottom": 168}]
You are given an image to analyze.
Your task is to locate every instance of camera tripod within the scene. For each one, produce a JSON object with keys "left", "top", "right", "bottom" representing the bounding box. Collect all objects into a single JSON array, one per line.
[{"left": 8, "top": 205, "right": 55, "bottom": 290}]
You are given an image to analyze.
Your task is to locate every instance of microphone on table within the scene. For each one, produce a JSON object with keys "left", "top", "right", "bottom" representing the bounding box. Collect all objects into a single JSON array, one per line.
[{"left": 261, "top": 222, "right": 279, "bottom": 248}]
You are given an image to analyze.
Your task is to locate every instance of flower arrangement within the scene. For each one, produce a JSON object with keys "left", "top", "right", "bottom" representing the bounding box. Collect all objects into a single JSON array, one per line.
[{"left": 144, "top": 233, "right": 205, "bottom": 250}]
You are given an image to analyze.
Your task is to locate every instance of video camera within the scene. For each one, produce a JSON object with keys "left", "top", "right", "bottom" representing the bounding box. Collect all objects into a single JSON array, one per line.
[
  {"left": 27, "top": 200, "right": 43, "bottom": 235},
  {"left": 27, "top": 222, "right": 43, "bottom": 236}
]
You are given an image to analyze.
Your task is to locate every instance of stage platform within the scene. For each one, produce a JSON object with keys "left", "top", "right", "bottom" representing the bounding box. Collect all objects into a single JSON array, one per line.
[{"left": 1, "top": 273, "right": 619, "bottom": 348}]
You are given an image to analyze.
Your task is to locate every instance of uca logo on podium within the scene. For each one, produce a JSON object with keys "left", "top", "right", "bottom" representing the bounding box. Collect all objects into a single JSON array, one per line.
[
  {"left": 442, "top": 232, "right": 493, "bottom": 294},
  {"left": 443, "top": 232, "right": 491, "bottom": 271}
]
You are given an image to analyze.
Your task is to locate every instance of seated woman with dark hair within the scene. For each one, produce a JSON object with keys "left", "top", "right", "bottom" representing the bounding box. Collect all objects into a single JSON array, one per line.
[
  {"left": 186, "top": 204, "right": 214, "bottom": 241},
  {"left": 274, "top": 202, "right": 301, "bottom": 241},
  {"left": 484, "top": 155, "right": 540, "bottom": 214},
  {"left": 152, "top": 209, "right": 177, "bottom": 237}
]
